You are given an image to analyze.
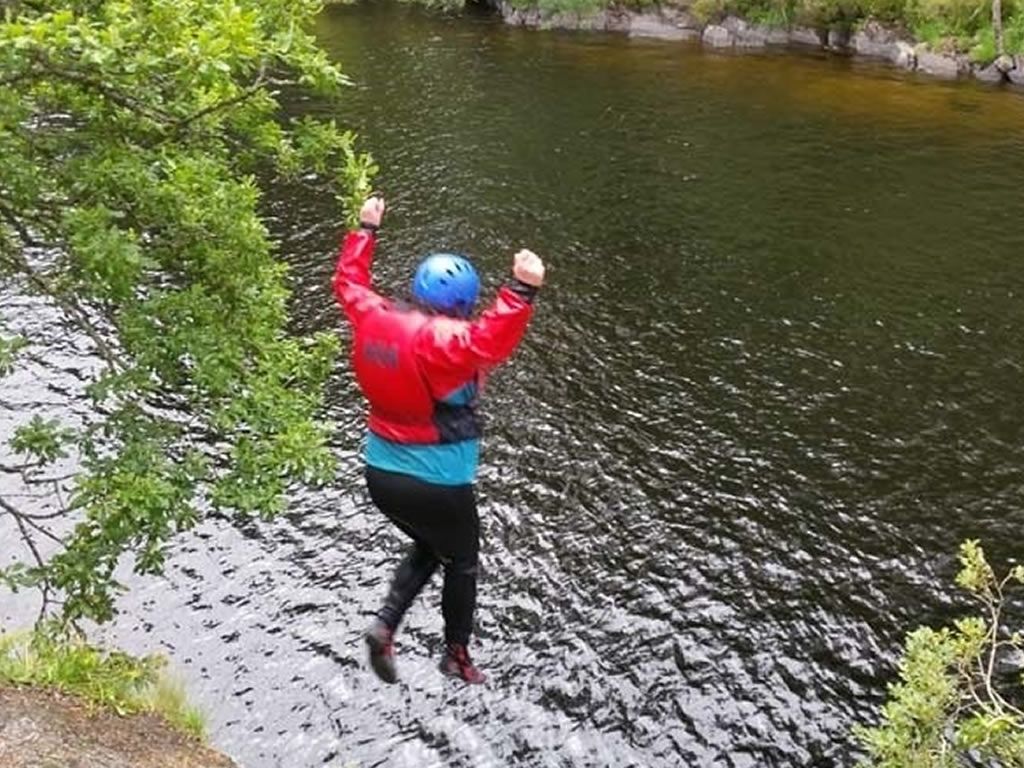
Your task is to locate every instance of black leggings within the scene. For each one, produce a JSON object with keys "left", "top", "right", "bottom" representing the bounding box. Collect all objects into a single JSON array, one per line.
[{"left": 365, "top": 466, "right": 479, "bottom": 646}]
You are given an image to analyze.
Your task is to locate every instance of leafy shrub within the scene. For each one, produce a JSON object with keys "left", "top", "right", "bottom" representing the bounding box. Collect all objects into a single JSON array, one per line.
[
  {"left": 1006, "top": 10, "right": 1024, "bottom": 49},
  {"left": 908, "top": 0, "right": 990, "bottom": 38},
  {"left": 861, "top": 0, "right": 913, "bottom": 24},
  {"left": 691, "top": 0, "right": 729, "bottom": 21},
  {"left": 902, "top": 0, "right": 1023, "bottom": 52},
  {"left": 856, "top": 541, "right": 1024, "bottom": 768},
  {"left": 971, "top": 24, "right": 999, "bottom": 59}
]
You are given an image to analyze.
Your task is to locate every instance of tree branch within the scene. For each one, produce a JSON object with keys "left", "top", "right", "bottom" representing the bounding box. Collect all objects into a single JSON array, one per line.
[
  {"left": 176, "top": 72, "right": 267, "bottom": 131},
  {"left": 2, "top": 506, "right": 69, "bottom": 521},
  {"left": 0, "top": 461, "right": 40, "bottom": 474},
  {"left": 0, "top": 240, "right": 128, "bottom": 373},
  {"left": 985, "top": 589, "right": 1002, "bottom": 708},
  {"left": 141, "top": 66, "right": 269, "bottom": 151},
  {"left": 1, "top": 494, "right": 55, "bottom": 624},
  {"left": 0, "top": 199, "right": 59, "bottom": 250},
  {"left": 20, "top": 513, "right": 63, "bottom": 546},
  {"left": 1, "top": 460, "right": 78, "bottom": 484},
  {"left": 34, "top": 64, "right": 174, "bottom": 124},
  {"left": 1, "top": 496, "right": 45, "bottom": 566}
]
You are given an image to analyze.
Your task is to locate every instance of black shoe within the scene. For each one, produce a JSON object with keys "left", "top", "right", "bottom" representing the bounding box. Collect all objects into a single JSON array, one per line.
[
  {"left": 439, "top": 643, "right": 486, "bottom": 684},
  {"left": 365, "top": 620, "right": 398, "bottom": 684}
]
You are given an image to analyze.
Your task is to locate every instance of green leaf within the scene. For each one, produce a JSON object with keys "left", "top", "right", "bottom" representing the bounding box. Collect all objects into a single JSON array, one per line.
[
  {"left": 0, "top": 334, "right": 28, "bottom": 376},
  {"left": 956, "top": 539, "right": 996, "bottom": 596},
  {"left": 0, "top": 563, "right": 43, "bottom": 592},
  {"left": 10, "top": 415, "right": 75, "bottom": 464}
]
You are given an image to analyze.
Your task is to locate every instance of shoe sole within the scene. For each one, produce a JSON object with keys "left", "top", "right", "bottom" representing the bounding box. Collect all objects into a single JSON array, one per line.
[
  {"left": 366, "top": 632, "right": 398, "bottom": 684},
  {"left": 439, "top": 662, "right": 486, "bottom": 685}
]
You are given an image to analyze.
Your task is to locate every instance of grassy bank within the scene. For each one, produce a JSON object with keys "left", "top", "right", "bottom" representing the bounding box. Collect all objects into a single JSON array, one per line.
[
  {"left": 673, "top": 0, "right": 1024, "bottom": 60},
  {"left": 0, "top": 630, "right": 206, "bottom": 740}
]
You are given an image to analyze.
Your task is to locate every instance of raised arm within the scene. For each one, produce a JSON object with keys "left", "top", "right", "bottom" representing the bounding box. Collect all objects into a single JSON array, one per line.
[
  {"left": 333, "top": 197, "right": 387, "bottom": 325},
  {"left": 416, "top": 249, "right": 546, "bottom": 385}
]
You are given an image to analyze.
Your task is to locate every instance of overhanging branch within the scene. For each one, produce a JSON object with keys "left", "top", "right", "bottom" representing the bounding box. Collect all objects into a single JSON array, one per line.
[
  {"left": 1, "top": 493, "right": 56, "bottom": 623},
  {"left": 0, "top": 242, "right": 128, "bottom": 373},
  {"left": 175, "top": 67, "right": 268, "bottom": 131}
]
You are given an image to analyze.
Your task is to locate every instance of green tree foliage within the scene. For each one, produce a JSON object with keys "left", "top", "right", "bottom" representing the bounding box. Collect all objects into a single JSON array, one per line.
[
  {"left": 0, "top": 0, "right": 376, "bottom": 626},
  {"left": 857, "top": 540, "right": 1024, "bottom": 767}
]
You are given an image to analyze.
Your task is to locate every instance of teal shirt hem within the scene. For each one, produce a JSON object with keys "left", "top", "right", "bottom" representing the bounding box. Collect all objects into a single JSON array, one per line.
[{"left": 365, "top": 433, "right": 479, "bottom": 486}]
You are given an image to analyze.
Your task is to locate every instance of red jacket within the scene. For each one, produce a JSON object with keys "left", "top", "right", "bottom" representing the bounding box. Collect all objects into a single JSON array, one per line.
[{"left": 333, "top": 228, "right": 535, "bottom": 445}]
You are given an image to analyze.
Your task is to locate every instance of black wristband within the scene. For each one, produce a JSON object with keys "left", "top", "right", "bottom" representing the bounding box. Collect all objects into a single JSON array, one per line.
[
  {"left": 508, "top": 278, "right": 539, "bottom": 303},
  {"left": 359, "top": 221, "right": 380, "bottom": 233}
]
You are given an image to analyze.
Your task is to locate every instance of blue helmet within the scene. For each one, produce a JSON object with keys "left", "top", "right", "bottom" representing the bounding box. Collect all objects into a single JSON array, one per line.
[{"left": 412, "top": 253, "right": 480, "bottom": 318}]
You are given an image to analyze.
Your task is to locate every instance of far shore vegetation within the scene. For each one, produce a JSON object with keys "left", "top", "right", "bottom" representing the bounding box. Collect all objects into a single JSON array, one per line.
[{"left": 395, "top": 0, "right": 1024, "bottom": 61}]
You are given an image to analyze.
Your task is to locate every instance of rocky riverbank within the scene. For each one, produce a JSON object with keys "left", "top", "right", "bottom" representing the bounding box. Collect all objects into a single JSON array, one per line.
[
  {"left": 496, "top": 2, "right": 1024, "bottom": 87},
  {"left": 0, "top": 685, "right": 236, "bottom": 768}
]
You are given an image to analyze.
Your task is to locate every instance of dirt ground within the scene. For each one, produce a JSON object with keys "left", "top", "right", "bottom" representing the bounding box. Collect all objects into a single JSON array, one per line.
[{"left": 0, "top": 685, "right": 237, "bottom": 768}]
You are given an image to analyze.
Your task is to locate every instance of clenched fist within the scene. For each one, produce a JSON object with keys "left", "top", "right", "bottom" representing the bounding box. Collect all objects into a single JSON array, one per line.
[
  {"left": 513, "top": 249, "right": 545, "bottom": 288},
  {"left": 360, "top": 196, "right": 386, "bottom": 228}
]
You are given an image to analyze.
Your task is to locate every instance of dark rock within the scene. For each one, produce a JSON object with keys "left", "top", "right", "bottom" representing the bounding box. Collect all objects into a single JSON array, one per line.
[
  {"left": 1008, "top": 56, "right": 1024, "bottom": 86},
  {"left": 852, "top": 36, "right": 898, "bottom": 60},
  {"left": 702, "top": 24, "right": 734, "bottom": 48},
  {"left": 761, "top": 27, "right": 791, "bottom": 45},
  {"left": 892, "top": 41, "right": 916, "bottom": 69},
  {"left": 915, "top": 49, "right": 964, "bottom": 79},
  {"left": 500, "top": 1, "right": 542, "bottom": 28},
  {"left": 520, "top": 8, "right": 542, "bottom": 28},
  {"left": 721, "top": 15, "right": 748, "bottom": 33},
  {"left": 630, "top": 12, "right": 697, "bottom": 40},
  {"left": 726, "top": 17, "right": 783, "bottom": 47},
  {"left": 604, "top": 10, "right": 631, "bottom": 33},
  {"left": 735, "top": 26, "right": 769, "bottom": 47},
  {"left": 575, "top": 11, "right": 611, "bottom": 31},
  {"left": 538, "top": 11, "right": 575, "bottom": 30},
  {"left": 858, "top": 19, "right": 899, "bottom": 44},
  {"left": 660, "top": 6, "right": 703, "bottom": 32},
  {"left": 827, "top": 26, "right": 850, "bottom": 50},
  {"left": 851, "top": 21, "right": 901, "bottom": 60},
  {"left": 973, "top": 62, "right": 1007, "bottom": 83},
  {"left": 789, "top": 27, "right": 823, "bottom": 47}
]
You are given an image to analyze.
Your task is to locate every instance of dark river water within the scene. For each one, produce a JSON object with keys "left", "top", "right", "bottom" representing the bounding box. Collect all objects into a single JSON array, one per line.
[{"left": 4, "top": 3, "right": 1024, "bottom": 766}]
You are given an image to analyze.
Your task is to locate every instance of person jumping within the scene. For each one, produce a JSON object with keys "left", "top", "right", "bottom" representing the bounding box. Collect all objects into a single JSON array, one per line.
[{"left": 333, "top": 195, "right": 545, "bottom": 684}]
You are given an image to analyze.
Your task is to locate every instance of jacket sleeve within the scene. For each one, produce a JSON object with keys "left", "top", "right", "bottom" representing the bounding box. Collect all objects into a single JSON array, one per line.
[
  {"left": 333, "top": 229, "right": 387, "bottom": 326},
  {"left": 415, "top": 284, "right": 536, "bottom": 385}
]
